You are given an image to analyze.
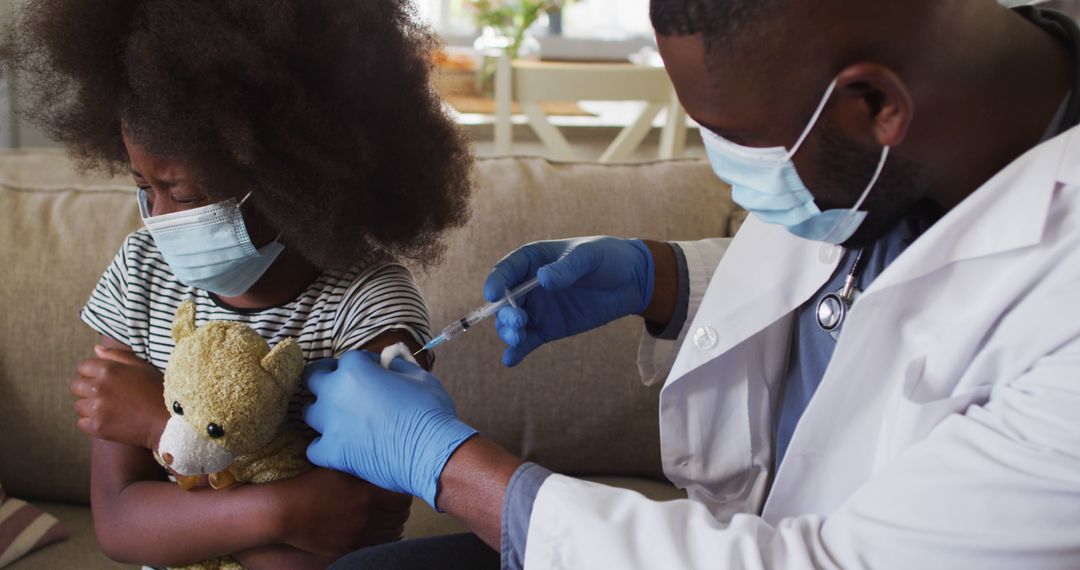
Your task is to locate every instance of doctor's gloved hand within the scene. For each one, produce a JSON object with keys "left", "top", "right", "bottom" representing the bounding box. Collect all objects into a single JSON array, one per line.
[
  {"left": 303, "top": 351, "right": 478, "bottom": 510},
  {"left": 484, "top": 237, "right": 655, "bottom": 367}
]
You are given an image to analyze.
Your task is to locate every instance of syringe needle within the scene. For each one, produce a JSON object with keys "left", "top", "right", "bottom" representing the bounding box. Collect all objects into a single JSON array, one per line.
[{"left": 420, "top": 277, "right": 541, "bottom": 354}]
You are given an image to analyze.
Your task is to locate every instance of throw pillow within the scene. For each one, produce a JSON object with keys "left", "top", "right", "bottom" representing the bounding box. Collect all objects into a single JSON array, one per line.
[{"left": 0, "top": 482, "right": 70, "bottom": 568}]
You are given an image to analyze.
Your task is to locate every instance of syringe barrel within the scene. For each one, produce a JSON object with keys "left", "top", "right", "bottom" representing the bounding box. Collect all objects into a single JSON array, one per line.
[
  {"left": 469, "top": 277, "right": 540, "bottom": 323},
  {"left": 434, "top": 276, "right": 542, "bottom": 348},
  {"left": 439, "top": 317, "right": 471, "bottom": 342}
]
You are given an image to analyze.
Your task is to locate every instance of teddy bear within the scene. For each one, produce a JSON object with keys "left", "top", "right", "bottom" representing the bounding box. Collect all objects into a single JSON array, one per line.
[
  {"left": 153, "top": 301, "right": 419, "bottom": 570},
  {"left": 155, "top": 300, "right": 312, "bottom": 570},
  {"left": 157, "top": 300, "right": 311, "bottom": 489}
]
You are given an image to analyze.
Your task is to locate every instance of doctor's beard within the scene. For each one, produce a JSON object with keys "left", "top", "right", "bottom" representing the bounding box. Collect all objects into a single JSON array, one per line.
[{"left": 812, "top": 120, "right": 939, "bottom": 248}]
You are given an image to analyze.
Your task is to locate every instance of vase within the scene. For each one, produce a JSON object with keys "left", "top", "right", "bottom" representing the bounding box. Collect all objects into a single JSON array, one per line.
[{"left": 473, "top": 25, "right": 541, "bottom": 97}]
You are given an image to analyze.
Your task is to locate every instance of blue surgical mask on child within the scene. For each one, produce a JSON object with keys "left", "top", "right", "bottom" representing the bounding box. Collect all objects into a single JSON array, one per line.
[
  {"left": 701, "top": 78, "right": 890, "bottom": 245},
  {"left": 138, "top": 189, "right": 284, "bottom": 297}
]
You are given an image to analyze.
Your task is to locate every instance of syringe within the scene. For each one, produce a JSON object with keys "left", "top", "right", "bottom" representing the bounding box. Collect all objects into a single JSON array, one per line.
[{"left": 415, "top": 276, "right": 541, "bottom": 355}]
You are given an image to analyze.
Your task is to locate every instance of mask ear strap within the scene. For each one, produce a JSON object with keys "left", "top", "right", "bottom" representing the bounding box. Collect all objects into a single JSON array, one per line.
[
  {"left": 786, "top": 78, "right": 840, "bottom": 160},
  {"left": 238, "top": 193, "right": 284, "bottom": 246},
  {"left": 137, "top": 188, "right": 152, "bottom": 219},
  {"left": 851, "top": 145, "right": 890, "bottom": 212},
  {"left": 820, "top": 145, "right": 890, "bottom": 246}
]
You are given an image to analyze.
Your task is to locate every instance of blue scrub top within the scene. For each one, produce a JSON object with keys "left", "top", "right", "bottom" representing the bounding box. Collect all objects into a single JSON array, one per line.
[{"left": 774, "top": 216, "right": 926, "bottom": 467}]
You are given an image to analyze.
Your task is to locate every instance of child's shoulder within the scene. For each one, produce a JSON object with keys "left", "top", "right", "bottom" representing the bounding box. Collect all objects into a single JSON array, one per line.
[
  {"left": 114, "top": 227, "right": 164, "bottom": 266},
  {"left": 317, "top": 258, "right": 418, "bottom": 292},
  {"left": 312, "top": 260, "right": 424, "bottom": 320},
  {"left": 106, "top": 228, "right": 182, "bottom": 292}
]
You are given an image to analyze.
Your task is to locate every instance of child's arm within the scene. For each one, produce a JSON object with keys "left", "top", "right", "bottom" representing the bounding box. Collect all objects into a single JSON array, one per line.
[
  {"left": 79, "top": 338, "right": 410, "bottom": 567},
  {"left": 71, "top": 341, "right": 169, "bottom": 450},
  {"left": 362, "top": 329, "right": 431, "bottom": 369},
  {"left": 78, "top": 336, "right": 280, "bottom": 563},
  {"left": 90, "top": 432, "right": 409, "bottom": 566},
  {"left": 89, "top": 437, "right": 276, "bottom": 564}
]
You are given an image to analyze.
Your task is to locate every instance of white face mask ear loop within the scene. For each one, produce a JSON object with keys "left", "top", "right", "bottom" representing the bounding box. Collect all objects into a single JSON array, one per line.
[
  {"left": 235, "top": 191, "right": 283, "bottom": 249},
  {"left": 137, "top": 187, "right": 151, "bottom": 219},
  {"left": 851, "top": 145, "right": 890, "bottom": 212},
  {"left": 786, "top": 78, "right": 841, "bottom": 161},
  {"left": 821, "top": 144, "right": 890, "bottom": 245}
]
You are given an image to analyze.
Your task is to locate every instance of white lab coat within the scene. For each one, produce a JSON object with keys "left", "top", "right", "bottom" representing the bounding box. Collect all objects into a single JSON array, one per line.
[{"left": 523, "top": 125, "right": 1080, "bottom": 569}]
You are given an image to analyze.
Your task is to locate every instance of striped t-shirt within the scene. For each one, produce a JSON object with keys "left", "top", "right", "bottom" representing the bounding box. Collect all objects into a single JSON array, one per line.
[{"left": 80, "top": 228, "right": 432, "bottom": 438}]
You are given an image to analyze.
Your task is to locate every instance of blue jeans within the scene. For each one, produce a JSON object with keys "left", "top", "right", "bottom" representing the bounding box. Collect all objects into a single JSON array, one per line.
[{"left": 330, "top": 533, "right": 499, "bottom": 570}]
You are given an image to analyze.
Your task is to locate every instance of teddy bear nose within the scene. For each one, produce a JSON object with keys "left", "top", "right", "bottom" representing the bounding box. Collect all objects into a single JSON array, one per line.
[{"left": 162, "top": 452, "right": 174, "bottom": 466}]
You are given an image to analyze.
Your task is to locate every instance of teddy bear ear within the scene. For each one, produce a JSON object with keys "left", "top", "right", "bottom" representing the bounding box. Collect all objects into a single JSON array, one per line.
[
  {"left": 261, "top": 338, "right": 305, "bottom": 394},
  {"left": 172, "top": 300, "right": 198, "bottom": 343}
]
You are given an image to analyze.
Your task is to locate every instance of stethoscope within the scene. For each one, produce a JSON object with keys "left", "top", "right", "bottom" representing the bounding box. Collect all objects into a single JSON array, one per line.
[{"left": 816, "top": 248, "right": 865, "bottom": 340}]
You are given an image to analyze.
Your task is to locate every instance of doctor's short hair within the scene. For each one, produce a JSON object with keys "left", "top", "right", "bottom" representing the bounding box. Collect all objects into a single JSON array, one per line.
[
  {"left": 1, "top": 0, "right": 472, "bottom": 269},
  {"left": 650, "top": 0, "right": 778, "bottom": 52}
]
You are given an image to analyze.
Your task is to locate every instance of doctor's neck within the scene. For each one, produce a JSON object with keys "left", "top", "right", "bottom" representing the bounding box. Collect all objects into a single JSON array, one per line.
[{"left": 916, "top": 2, "right": 1074, "bottom": 210}]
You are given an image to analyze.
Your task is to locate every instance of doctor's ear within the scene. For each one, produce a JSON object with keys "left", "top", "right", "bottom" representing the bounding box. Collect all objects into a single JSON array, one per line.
[{"left": 831, "top": 63, "right": 915, "bottom": 148}]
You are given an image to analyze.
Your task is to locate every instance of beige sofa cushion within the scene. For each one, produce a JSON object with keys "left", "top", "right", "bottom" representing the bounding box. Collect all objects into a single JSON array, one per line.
[
  {"left": 0, "top": 151, "right": 736, "bottom": 505},
  {"left": 0, "top": 151, "right": 139, "bottom": 504},
  {"left": 6, "top": 503, "right": 132, "bottom": 570}
]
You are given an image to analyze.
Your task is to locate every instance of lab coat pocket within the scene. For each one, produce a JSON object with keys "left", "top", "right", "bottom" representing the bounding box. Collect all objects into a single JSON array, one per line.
[{"left": 878, "top": 356, "right": 993, "bottom": 464}]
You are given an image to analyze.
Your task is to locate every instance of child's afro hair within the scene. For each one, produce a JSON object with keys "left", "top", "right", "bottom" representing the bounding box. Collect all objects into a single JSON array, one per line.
[{"left": 2, "top": 0, "right": 473, "bottom": 269}]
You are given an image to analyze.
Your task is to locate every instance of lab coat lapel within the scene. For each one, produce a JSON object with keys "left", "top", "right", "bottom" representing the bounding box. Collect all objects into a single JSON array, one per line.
[
  {"left": 665, "top": 216, "right": 841, "bottom": 387},
  {"left": 1055, "top": 126, "right": 1080, "bottom": 187},
  {"left": 864, "top": 127, "right": 1073, "bottom": 296},
  {"left": 763, "top": 126, "right": 1077, "bottom": 521},
  {"left": 660, "top": 215, "right": 840, "bottom": 518}
]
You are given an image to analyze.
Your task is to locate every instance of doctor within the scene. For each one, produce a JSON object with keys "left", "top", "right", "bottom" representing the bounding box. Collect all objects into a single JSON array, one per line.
[{"left": 304, "top": 0, "right": 1080, "bottom": 568}]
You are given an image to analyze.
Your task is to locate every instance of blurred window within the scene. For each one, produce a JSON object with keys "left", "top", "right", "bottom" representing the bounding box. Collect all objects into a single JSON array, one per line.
[{"left": 415, "top": 0, "right": 653, "bottom": 39}]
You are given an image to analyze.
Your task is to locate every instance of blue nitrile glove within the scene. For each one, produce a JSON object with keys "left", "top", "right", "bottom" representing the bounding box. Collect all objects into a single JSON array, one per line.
[
  {"left": 303, "top": 351, "right": 478, "bottom": 510},
  {"left": 483, "top": 237, "right": 654, "bottom": 367}
]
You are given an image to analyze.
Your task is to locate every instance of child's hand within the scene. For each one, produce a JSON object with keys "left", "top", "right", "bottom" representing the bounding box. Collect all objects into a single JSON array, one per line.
[
  {"left": 273, "top": 468, "right": 412, "bottom": 557},
  {"left": 71, "top": 346, "right": 169, "bottom": 450}
]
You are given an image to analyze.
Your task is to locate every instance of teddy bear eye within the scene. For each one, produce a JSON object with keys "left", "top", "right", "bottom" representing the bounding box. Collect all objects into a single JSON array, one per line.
[
  {"left": 172, "top": 401, "right": 184, "bottom": 416},
  {"left": 207, "top": 423, "right": 225, "bottom": 439}
]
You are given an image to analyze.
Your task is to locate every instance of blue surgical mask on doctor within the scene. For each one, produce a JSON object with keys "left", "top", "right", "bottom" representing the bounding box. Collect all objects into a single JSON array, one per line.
[
  {"left": 138, "top": 189, "right": 284, "bottom": 297},
  {"left": 701, "top": 78, "right": 891, "bottom": 245}
]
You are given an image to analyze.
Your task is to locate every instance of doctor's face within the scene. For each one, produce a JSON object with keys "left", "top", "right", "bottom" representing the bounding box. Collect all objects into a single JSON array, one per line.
[{"left": 657, "top": 34, "right": 936, "bottom": 246}]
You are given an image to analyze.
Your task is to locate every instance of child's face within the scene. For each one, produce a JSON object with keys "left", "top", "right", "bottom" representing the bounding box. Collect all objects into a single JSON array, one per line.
[{"left": 123, "top": 132, "right": 276, "bottom": 247}]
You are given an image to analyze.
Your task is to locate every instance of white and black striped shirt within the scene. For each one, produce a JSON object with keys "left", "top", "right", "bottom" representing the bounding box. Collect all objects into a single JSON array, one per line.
[{"left": 80, "top": 228, "right": 432, "bottom": 438}]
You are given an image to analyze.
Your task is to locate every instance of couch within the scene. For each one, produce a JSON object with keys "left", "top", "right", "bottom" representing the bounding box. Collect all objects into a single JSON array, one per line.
[{"left": 0, "top": 149, "right": 741, "bottom": 568}]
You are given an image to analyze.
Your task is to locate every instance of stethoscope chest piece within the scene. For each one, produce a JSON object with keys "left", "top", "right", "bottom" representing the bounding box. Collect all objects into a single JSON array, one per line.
[
  {"left": 816, "top": 248, "right": 865, "bottom": 340},
  {"left": 816, "top": 287, "right": 860, "bottom": 340},
  {"left": 816, "top": 293, "right": 846, "bottom": 332}
]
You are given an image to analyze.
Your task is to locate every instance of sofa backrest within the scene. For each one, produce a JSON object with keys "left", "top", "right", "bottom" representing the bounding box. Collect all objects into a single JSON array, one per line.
[
  {"left": 0, "top": 150, "right": 139, "bottom": 504},
  {"left": 0, "top": 150, "right": 738, "bottom": 504}
]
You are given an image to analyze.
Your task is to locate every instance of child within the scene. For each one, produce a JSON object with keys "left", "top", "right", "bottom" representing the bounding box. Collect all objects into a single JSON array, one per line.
[{"left": 2, "top": 1, "right": 472, "bottom": 568}]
